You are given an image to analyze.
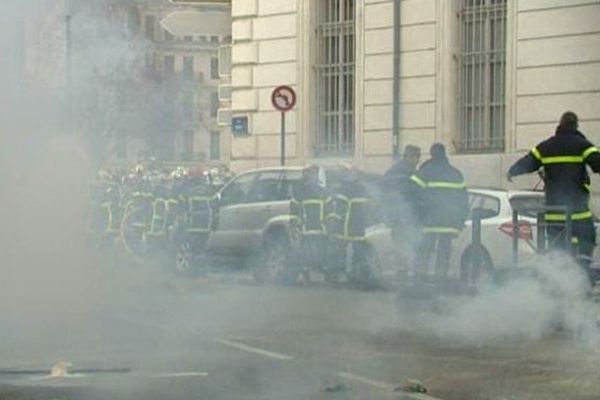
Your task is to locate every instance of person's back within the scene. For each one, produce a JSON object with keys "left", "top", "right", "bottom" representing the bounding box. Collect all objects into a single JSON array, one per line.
[
  {"left": 414, "top": 156, "right": 468, "bottom": 233},
  {"left": 383, "top": 145, "right": 421, "bottom": 195},
  {"left": 411, "top": 144, "right": 468, "bottom": 283},
  {"left": 508, "top": 111, "right": 600, "bottom": 286},
  {"left": 510, "top": 126, "right": 599, "bottom": 214}
]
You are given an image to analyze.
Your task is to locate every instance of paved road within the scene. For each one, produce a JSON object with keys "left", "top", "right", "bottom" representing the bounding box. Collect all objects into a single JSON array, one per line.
[{"left": 1, "top": 267, "right": 599, "bottom": 400}]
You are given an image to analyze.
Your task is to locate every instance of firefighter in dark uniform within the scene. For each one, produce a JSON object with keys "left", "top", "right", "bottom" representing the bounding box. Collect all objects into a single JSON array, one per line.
[
  {"left": 291, "top": 165, "right": 329, "bottom": 281},
  {"left": 508, "top": 111, "right": 600, "bottom": 285},
  {"left": 383, "top": 145, "right": 421, "bottom": 232},
  {"left": 325, "top": 165, "right": 373, "bottom": 285},
  {"left": 412, "top": 143, "right": 469, "bottom": 283},
  {"left": 384, "top": 145, "right": 421, "bottom": 183}
]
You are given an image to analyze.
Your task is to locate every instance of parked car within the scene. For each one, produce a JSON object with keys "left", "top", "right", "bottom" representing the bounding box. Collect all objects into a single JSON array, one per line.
[
  {"left": 193, "top": 165, "right": 382, "bottom": 283},
  {"left": 363, "top": 189, "right": 546, "bottom": 286},
  {"left": 205, "top": 167, "right": 303, "bottom": 282}
]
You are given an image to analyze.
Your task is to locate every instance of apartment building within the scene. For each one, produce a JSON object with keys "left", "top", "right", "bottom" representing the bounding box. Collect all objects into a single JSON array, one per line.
[
  {"left": 225, "top": 0, "right": 600, "bottom": 188},
  {"left": 137, "top": 0, "right": 231, "bottom": 162}
]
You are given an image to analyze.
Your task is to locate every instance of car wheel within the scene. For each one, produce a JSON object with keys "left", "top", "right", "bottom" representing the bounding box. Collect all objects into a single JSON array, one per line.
[
  {"left": 460, "top": 244, "right": 494, "bottom": 288},
  {"left": 174, "top": 240, "right": 195, "bottom": 277},
  {"left": 253, "top": 235, "right": 296, "bottom": 285}
]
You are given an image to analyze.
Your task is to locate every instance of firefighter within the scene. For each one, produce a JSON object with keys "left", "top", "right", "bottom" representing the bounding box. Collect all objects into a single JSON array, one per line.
[
  {"left": 412, "top": 143, "right": 469, "bottom": 284},
  {"left": 507, "top": 111, "right": 600, "bottom": 286},
  {"left": 325, "top": 164, "right": 374, "bottom": 285},
  {"left": 382, "top": 145, "right": 422, "bottom": 249},
  {"left": 384, "top": 145, "right": 421, "bottom": 184},
  {"left": 291, "top": 165, "right": 329, "bottom": 281}
]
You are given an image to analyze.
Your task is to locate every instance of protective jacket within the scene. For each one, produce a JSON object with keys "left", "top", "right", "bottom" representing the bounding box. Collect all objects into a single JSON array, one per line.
[
  {"left": 326, "top": 180, "right": 371, "bottom": 241},
  {"left": 292, "top": 183, "right": 329, "bottom": 235},
  {"left": 509, "top": 127, "right": 600, "bottom": 221},
  {"left": 410, "top": 158, "right": 468, "bottom": 234}
]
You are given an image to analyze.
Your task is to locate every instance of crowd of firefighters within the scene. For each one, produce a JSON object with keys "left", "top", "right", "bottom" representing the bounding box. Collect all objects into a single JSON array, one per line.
[
  {"left": 86, "top": 158, "right": 232, "bottom": 271},
  {"left": 87, "top": 111, "right": 599, "bottom": 288},
  {"left": 286, "top": 142, "right": 469, "bottom": 286}
]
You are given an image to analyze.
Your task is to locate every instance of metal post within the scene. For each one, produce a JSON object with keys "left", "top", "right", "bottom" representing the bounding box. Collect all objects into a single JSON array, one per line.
[
  {"left": 392, "top": 0, "right": 401, "bottom": 158},
  {"left": 537, "top": 212, "right": 546, "bottom": 253},
  {"left": 512, "top": 209, "right": 519, "bottom": 266},
  {"left": 280, "top": 112, "right": 285, "bottom": 166},
  {"left": 472, "top": 208, "right": 482, "bottom": 246},
  {"left": 65, "top": 0, "right": 73, "bottom": 135}
]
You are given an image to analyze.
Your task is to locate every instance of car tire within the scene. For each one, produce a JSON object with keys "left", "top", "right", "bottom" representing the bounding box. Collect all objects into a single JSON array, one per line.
[
  {"left": 173, "top": 239, "right": 196, "bottom": 277},
  {"left": 253, "top": 234, "right": 297, "bottom": 285},
  {"left": 460, "top": 244, "right": 494, "bottom": 288}
]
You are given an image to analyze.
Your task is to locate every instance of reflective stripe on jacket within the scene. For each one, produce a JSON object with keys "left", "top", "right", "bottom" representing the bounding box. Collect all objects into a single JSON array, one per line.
[
  {"left": 410, "top": 158, "right": 468, "bottom": 234},
  {"left": 509, "top": 127, "right": 600, "bottom": 220}
]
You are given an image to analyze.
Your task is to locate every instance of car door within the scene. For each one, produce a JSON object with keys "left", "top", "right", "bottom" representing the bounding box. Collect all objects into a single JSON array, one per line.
[
  {"left": 207, "top": 171, "right": 259, "bottom": 255},
  {"left": 233, "top": 170, "right": 287, "bottom": 251}
]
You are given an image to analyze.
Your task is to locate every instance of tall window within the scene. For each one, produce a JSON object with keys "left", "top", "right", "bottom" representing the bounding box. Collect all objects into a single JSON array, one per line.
[
  {"left": 457, "top": 0, "right": 507, "bottom": 153},
  {"left": 210, "top": 92, "right": 219, "bottom": 117},
  {"left": 210, "top": 57, "right": 219, "bottom": 80},
  {"left": 182, "top": 56, "right": 194, "bottom": 80},
  {"left": 182, "top": 90, "right": 195, "bottom": 123},
  {"left": 144, "top": 15, "right": 155, "bottom": 40},
  {"left": 210, "top": 131, "right": 220, "bottom": 160},
  {"left": 164, "top": 55, "right": 175, "bottom": 76},
  {"left": 314, "top": 0, "right": 355, "bottom": 156},
  {"left": 181, "top": 130, "right": 194, "bottom": 161}
]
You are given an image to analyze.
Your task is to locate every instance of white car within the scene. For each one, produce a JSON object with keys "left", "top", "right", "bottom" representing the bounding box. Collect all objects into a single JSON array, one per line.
[{"left": 363, "top": 189, "right": 545, "bottom": 285}]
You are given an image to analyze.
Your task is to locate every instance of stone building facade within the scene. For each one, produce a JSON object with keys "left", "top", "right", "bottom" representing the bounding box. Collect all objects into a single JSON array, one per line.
[{"left": 225, "top": 0, "right": 600, "bottom": 189}]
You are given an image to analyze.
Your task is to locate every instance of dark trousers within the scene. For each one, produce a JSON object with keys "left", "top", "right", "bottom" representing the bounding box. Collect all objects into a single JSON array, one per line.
[
  {"left": 546, "top": 218, "right": 597, "bottom": 284},
  {"left": 416, "top": 233, "right": 454, "bottom": 279}
]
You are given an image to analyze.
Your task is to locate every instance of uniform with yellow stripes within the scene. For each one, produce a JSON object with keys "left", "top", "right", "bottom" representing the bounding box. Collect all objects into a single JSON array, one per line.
[
  {"left": 510, "top": 130, "right": 600, "bottom": 223},
  {"left": 409, "top": 161, "right": 468, "bottom": 236},
  {"left": 508, "top": 123, "right": 600, "bottom": 280}
]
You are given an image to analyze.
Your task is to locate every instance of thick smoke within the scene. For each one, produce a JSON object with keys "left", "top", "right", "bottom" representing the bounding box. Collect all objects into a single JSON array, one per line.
[
  {"left": 391, "top": 253, "right": 600, "bottom": 348},
  {"left": 0, "top": 0, "right": 157, "bottom": 350}
]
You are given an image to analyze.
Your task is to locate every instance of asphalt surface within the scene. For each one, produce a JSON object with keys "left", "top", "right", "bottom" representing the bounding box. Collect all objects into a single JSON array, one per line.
[{"left": 1, "top": 266, "right": 600, "bottom": 400}]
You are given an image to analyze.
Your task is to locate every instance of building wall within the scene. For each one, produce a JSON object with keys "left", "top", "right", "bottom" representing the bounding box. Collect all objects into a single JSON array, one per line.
[
  {"left": 134, "top": 2, "right": 231, "bottom": 164},
  {"left": 229, "top": 0, "right": 299, "bottom": 171},
  {"left": 228, "top": 0, "right": 600, "bottom": 191}
]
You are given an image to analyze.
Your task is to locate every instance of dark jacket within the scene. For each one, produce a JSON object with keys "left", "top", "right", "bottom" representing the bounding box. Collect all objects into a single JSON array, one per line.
[
  {"left": 327, "top": 179, "right": 372, "bottom": 240},
  {"left": 383, "top": 160, "right": 415, "bottom": 195},
  {"left": 292, "top": 182, "right": 329, "bottom": 234},
  {"left": 411, "top": 158, "right": 468, "bottom": 233},
  {"left": 508, "top": 127, "right": 600, "bottom": 218}
]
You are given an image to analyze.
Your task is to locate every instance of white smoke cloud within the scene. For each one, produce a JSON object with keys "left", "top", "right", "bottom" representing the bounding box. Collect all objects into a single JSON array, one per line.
[{"left": 396, "top": 253, "right": 600, "bottom": 349}]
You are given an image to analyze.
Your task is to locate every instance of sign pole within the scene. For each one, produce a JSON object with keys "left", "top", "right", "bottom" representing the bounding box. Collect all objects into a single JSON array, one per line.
[
  {"left": 271, "top": 85, "right": 296, "bottom": 167},
  {"left": 281, "top": 112, "right": 286, "bottom": 166}
]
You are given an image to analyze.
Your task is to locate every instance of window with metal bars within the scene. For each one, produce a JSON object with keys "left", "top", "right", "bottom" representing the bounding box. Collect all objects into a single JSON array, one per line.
[
  {"left": 457, "top": 0, "right": 507, "bottom": 153},
  {"left": 314, "top": 0, "right": 355, "bottom": 157}
]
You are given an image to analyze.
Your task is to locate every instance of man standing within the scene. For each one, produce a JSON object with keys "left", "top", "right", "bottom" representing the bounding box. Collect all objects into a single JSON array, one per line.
[
  {"left": 384, "top": 145, "right": 421, "bottom": 187},
  {"left": 291, "top": 165, "right": 329, "bottom": 282},
  {"left": 412, "top": 144, "right": 469, "bottom": 283},
  {"left": 382, "top": 145, "right": 421, "bottom": 235},
  {"left": 508, "top": 111, "right": 600, "bottom": 285}
]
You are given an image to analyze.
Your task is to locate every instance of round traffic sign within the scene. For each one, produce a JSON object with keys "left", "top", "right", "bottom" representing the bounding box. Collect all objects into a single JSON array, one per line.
[{"left": 271, "top": 85, "right": 296, "bottom": 112}]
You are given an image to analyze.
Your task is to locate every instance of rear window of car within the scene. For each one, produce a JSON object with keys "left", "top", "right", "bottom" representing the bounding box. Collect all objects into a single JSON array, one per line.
[
  {"left": 467, "top": 193, "right": 501, "bottom": 220},
  {"left": 509, "top": 195, "right": 545, "bottom": 218}
]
